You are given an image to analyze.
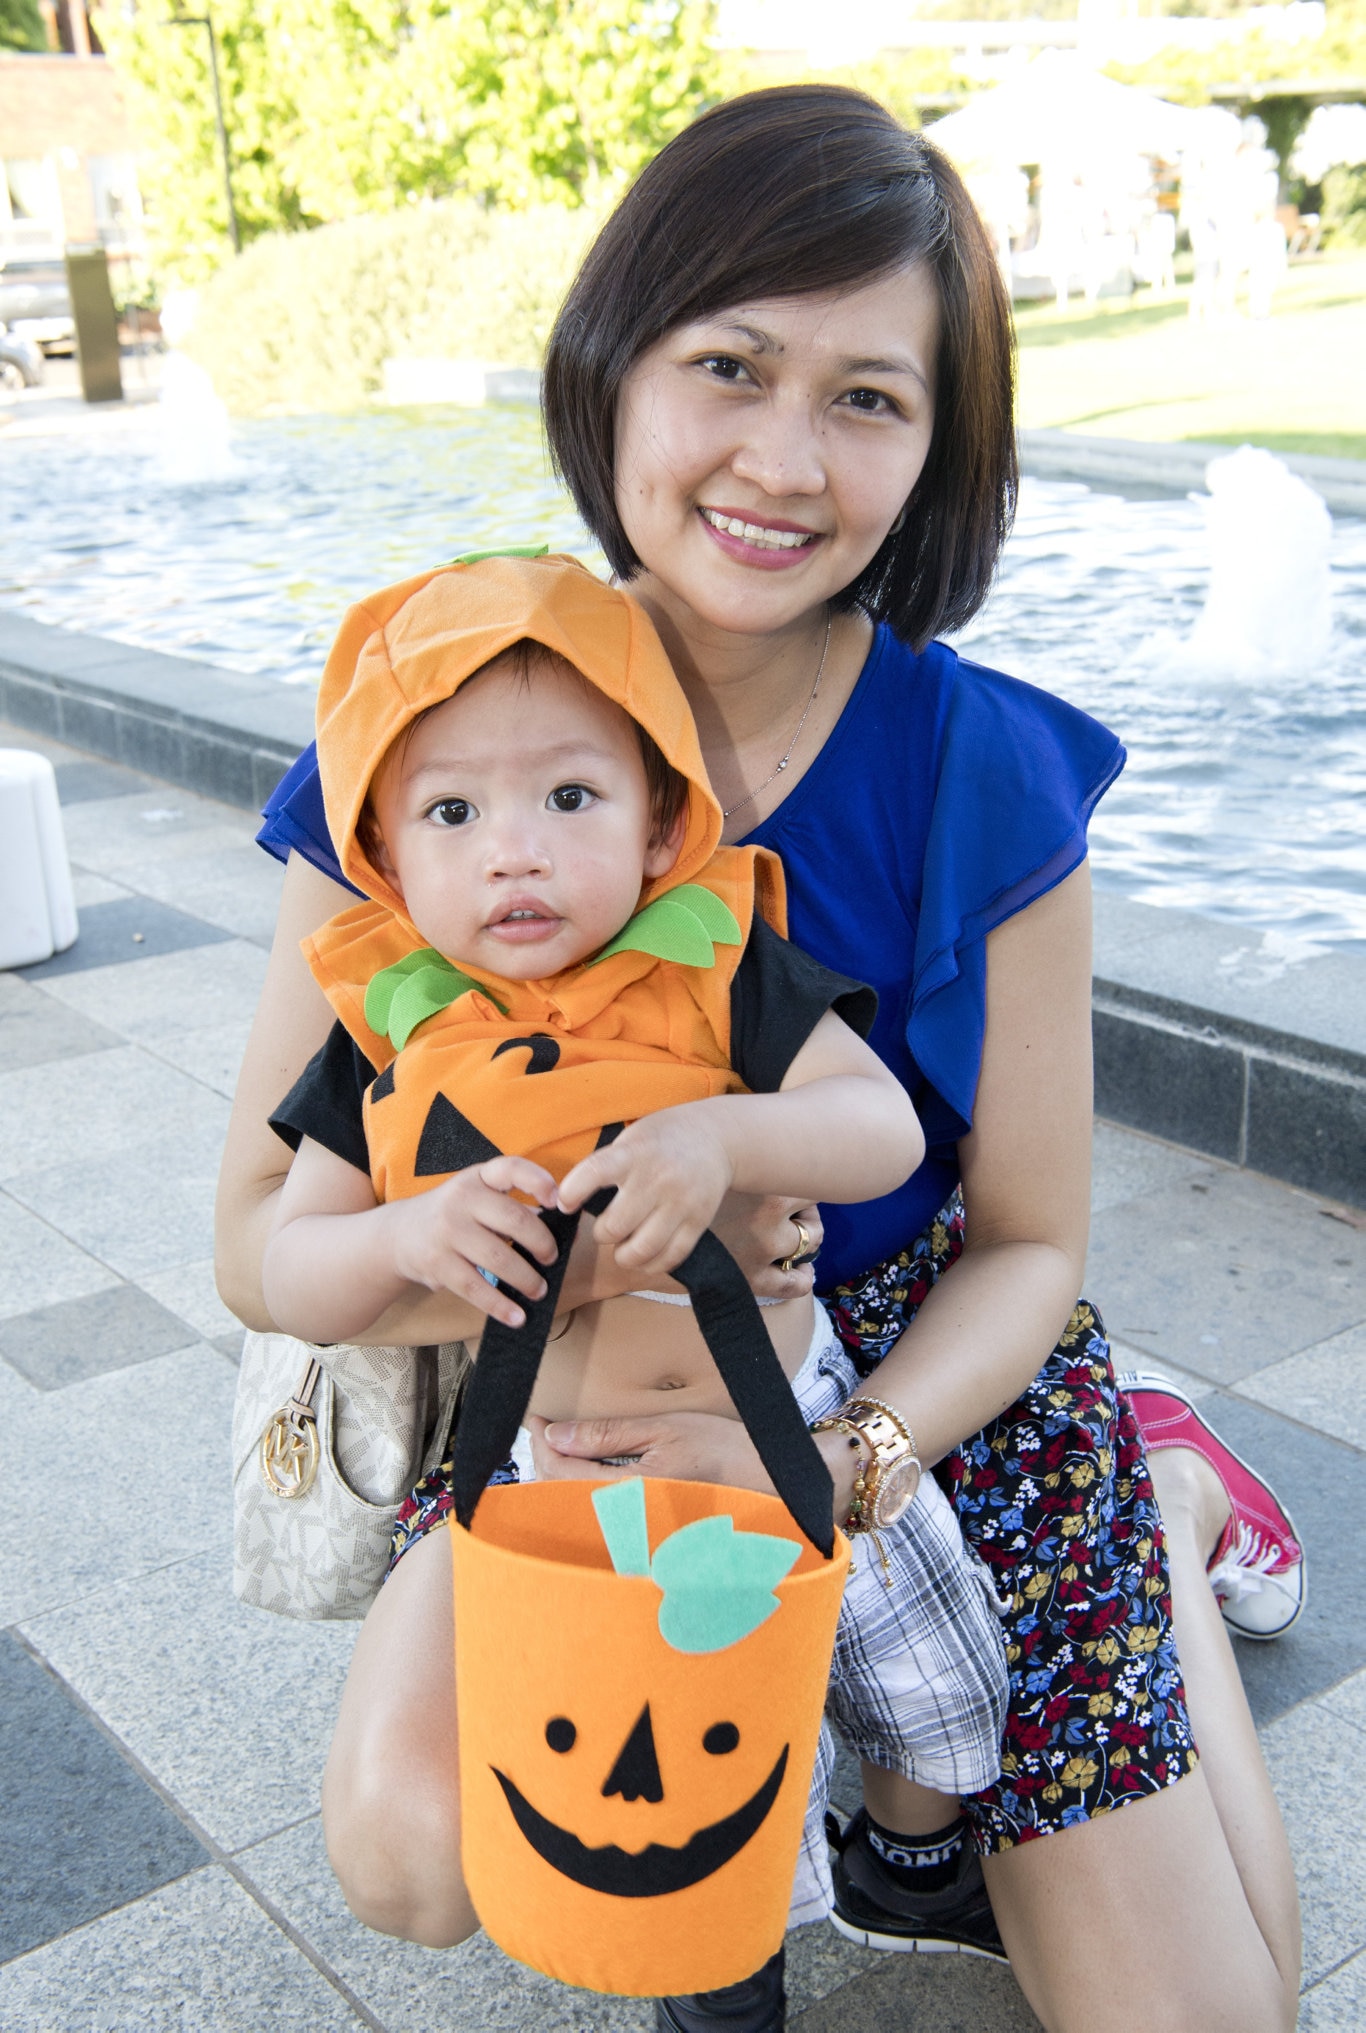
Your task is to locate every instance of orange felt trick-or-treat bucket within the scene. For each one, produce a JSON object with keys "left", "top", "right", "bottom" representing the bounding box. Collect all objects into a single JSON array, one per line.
[{"left": 446, "top": 1213, "right": 849, "bottom": 1998}]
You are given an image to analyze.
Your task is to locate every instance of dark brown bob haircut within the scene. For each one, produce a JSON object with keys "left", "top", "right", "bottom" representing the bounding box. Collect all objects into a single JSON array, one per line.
[{"left": 543, "top": 85, "right": 1017, "bottom": 653}]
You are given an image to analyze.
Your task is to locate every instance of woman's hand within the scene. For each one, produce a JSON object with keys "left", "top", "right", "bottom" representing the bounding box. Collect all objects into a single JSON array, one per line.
[
  {"left": 711, "top": 1193, "right": 822, "bottom": 1301},
  {"left": 526, "top": 1407, "right": 861, "bottom": 1526},
  {"left": 527, "top": 1410, "right": 777, "bottom": 1492}
]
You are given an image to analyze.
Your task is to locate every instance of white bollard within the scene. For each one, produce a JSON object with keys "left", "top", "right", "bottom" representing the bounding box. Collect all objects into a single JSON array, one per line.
[{"left": 0, "top": 750, "right": 79, "bottom": 969}]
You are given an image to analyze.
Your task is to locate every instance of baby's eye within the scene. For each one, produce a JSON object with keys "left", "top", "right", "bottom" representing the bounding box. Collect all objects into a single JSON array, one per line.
[
  {"left": 429, "top": 798, "right": 474, "bottom": 827},
  {"left": 548, "top": 783, "right": 595, "bottom": 813}
]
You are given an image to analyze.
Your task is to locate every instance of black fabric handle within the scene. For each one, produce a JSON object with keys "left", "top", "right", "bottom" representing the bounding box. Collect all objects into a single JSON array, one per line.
[{"left": 450, "top": 1204, "right": 835, "bottom": 1556}]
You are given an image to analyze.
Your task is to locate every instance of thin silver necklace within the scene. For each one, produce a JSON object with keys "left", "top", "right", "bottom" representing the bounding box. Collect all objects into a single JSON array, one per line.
[{"left": 722, "top": 613, "right": 833, "bottom": 820}]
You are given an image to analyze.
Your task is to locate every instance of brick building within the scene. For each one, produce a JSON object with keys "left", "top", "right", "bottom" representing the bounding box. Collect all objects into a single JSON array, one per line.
[{"left": 0, "top": 26, "right": 142, "bottom": 260}]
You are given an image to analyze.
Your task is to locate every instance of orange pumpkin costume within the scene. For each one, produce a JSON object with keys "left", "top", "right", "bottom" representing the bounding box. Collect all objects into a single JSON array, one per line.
[{"left": 303, "top": 551, "right": 792, "bottom": 1203}]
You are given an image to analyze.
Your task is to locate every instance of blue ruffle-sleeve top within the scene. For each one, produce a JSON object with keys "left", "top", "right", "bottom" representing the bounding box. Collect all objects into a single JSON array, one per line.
[{"left": 258, "top": 625, "right": 1124, "bottom": 1293}]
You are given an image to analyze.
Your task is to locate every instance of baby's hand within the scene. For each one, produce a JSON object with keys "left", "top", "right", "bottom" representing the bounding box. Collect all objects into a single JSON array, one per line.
[
  {"left": 557, "top": 1108, "right": 734, "bottom": 1276},
  {"left": 384, "top": 1157, "right": 559, "bottom": 1328}
]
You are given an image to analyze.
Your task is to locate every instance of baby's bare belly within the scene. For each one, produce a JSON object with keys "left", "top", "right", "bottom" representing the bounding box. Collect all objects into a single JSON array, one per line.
[{"left": 497, "top": 1291, "right": 816, "bottom": 1426}]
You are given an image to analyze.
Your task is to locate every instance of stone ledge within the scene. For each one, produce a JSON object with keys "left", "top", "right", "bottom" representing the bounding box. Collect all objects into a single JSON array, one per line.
[
  {"left": 1019, "top": 428, "right": 1366, "bottom": 517},
  {"left": 0, "top": 610, "right": 314, "bottom": 811}
]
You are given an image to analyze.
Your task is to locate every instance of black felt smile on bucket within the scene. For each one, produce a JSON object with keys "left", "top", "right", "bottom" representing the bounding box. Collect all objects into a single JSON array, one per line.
[{"left": 491, "top": 1744, "right": 789, "bottom": 1897}]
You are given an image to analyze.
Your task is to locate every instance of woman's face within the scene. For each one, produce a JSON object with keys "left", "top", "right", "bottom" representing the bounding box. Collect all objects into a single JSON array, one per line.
[{"left": 614, "top": 263, "right": 939, "bottom": 641}]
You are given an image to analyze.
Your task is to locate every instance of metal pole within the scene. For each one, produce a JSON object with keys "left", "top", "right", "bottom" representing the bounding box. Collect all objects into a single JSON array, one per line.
[{"left": 168, "top": 11, "right": 241, "bottom": 254}]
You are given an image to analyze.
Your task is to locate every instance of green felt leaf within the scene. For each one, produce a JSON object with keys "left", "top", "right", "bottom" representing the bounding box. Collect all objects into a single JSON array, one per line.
[
  {"left": 590, "top": 886, "right": 741, "bottom": 971},
  {"left": 364, "top": 949, "right": 501, "bottom": 1050},
  {"left": 667, "top": 885, "right": 743, "bottom": 946},
  {"left": 450, "top": 543, "right": 550, "bottom": 565},
  {"left": 363, "top": 947, "right": 449, "bottom": 1035},
  {"left": 592, "top": 1478, "right": 652, "bottom": 1578},
  {"left": 650, "top": 1514, "right": 801, "bottom": 1655}
]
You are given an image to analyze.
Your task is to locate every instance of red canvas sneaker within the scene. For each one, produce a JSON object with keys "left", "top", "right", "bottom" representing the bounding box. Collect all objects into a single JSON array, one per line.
[{"left": 1118, "top": 1371, "right": 1306, "bottom": 1641}]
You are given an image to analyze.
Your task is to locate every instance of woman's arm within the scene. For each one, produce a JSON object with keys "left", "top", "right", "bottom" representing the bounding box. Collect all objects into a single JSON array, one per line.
[
  {"left": 216, "top": 851, "right": 826, "bottom": 1337},
  {"left": 215, "top": 853, "right": 354, "bottom": 1331},
  {"left": 534, "top": 862, "right": 1095, "bottom": 1511}
]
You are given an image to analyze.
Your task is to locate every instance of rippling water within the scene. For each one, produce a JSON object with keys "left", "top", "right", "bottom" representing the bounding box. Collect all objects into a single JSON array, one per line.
[{"left": 3, "top": 405, "right": 1363, "bottom": 950}]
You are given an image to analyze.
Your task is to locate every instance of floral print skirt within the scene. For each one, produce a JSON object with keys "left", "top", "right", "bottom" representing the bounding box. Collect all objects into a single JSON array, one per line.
[{"left": 827, "top": 1191, "right": 1200, "bottom": 1852}]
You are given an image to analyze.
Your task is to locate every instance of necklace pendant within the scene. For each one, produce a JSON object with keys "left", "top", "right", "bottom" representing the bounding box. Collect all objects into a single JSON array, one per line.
[{"left": 777, "top": 759, "right": 787, "bottom": 771}]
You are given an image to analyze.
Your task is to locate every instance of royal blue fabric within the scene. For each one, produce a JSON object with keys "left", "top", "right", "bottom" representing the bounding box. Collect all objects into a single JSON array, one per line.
[
  {"left": 256, "top": 626, "right": 1124, "bottom": 1290},
  {"left": 258, "top": 745, "right": 364, "bottom": 896}
]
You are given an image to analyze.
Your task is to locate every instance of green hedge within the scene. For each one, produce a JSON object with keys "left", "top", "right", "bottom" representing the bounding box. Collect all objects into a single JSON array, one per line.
[
  {"left": 1322, "top": 164, "right": 1366, "bottom": 248},
  {"left": 184, "top": 199, "right": 598, "bottom": 414}
]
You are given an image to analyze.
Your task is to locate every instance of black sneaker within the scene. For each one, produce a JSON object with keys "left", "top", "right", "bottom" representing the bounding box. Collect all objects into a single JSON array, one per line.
[
  {"left": 828, "top": 1807, "right": 1007, "bottom": 1962},
  {"left": 655, "top": 1947, "right": 786, "bottom": 2031}
]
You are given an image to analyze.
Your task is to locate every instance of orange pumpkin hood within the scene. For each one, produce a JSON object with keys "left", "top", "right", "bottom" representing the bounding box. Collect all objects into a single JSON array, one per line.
[{"left": 314, "top": 552, "right": 723, "bottom": 920}]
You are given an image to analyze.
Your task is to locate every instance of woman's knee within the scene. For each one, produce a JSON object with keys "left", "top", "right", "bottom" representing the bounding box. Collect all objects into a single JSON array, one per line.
[{"left": 323, "top": 1740, "right": 476, "bottom": 1948}]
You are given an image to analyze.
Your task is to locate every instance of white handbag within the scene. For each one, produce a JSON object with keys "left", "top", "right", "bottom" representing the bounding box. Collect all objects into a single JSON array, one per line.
[{"left": 232, "top": 1331, "right": 468, "bottom": 1621}]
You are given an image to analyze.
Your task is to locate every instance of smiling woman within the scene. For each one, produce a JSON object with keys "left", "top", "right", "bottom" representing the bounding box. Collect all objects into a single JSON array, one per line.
[{"left": 219, "top": 82, "right": 1305, "bottom": 2033}]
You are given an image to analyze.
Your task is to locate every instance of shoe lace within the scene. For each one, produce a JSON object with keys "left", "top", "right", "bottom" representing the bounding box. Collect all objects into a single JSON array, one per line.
[{"left": 1208, "top": 1522, "right": 1280, "bottom": 1603}]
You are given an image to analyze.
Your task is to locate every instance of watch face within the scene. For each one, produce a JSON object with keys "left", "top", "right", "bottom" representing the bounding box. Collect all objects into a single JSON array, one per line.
[{"left": 873, "top": 1455, "right": 920, "bottom": 1528}]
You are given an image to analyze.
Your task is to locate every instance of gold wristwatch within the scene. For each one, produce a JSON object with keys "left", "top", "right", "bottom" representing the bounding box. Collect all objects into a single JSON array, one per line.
[{"left": 810, "top": 1395, "right": 922, "bottom": 1534}]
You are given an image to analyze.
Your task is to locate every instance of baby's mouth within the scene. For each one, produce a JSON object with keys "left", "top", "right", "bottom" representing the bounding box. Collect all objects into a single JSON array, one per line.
[{"left": 486, "top": 902, "right": 563, "bottom": 943}]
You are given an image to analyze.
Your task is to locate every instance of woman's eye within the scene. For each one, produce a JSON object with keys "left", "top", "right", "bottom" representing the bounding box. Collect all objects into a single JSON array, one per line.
[
  {"left": 429, "top": 798, "right": 473, "bottom": 827},
  {"left": 698, "top": 353, "right": 748, "bottom": 384},
  {"left": 844, "top": 387, "right": 897, "bottom": 415},
  {"left": 549, "top": 784, "right": 594, "bottom": 813}
]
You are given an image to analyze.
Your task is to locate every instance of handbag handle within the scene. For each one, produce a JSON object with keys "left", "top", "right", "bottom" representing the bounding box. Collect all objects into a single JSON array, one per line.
[{"left": 449, "top": 1194, "right": 835, "bottom": 1556}]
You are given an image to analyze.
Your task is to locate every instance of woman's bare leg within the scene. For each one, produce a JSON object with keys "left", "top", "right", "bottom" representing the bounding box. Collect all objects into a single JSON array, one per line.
[
  {"left": 981, "top": 1443, "right": 1300, "bottom": 2033},
  {"left": 322, "top": 1525, "right": 477, "bottom": 1949}
]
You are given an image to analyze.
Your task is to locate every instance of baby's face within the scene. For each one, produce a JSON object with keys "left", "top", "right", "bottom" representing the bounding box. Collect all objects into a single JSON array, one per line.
[{"left": 370, "top": 652, "right": 681, "bottom": 980}]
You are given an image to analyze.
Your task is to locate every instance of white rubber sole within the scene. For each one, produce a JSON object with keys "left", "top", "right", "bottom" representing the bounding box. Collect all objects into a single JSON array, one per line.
[{"left": 829, "top": 1909, "right": 1007, "bottom": 1962}]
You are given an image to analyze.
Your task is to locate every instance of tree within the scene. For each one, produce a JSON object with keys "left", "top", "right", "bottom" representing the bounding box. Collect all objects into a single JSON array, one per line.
[
  {"left": 0, "top": 0, "right": 48, "bottom": 52},
  {"left": 93, "top": 0, "right": 717, "bottom": 281}
]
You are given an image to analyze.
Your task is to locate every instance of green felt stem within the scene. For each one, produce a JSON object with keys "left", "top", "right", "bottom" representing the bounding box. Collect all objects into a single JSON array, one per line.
[{"left": 592, "top": 1478, "right": 652, "bottom": 1578}]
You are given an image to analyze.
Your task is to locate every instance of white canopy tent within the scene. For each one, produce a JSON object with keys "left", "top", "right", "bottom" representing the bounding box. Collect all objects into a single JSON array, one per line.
[{"left": 925, "top": 53, "right": 1237, "bottom": 173}]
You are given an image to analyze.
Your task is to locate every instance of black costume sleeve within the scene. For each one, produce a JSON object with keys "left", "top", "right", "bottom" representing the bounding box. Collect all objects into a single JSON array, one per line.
[
  {"left": 269, "top": 1021, "right": 377, "bottom": 1176},
  {"left": 729, "top": 916, "right": 877, "bottom": 1094}
]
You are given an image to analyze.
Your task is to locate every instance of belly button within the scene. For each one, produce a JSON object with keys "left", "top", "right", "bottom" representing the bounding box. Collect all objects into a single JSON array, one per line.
[{"left": 653, "top": 1378, "right": 688, "bottom": 1392}]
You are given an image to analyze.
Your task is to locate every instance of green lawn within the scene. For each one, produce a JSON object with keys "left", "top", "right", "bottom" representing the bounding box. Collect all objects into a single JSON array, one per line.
[{"left": 1014, "top": 251, "right": 1366, "bottom": 463}]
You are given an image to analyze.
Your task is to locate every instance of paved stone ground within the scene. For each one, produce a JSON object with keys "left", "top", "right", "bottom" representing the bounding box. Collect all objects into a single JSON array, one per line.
[{"left": 2, "top": 720, "right": 1364, "bottom": 2031}]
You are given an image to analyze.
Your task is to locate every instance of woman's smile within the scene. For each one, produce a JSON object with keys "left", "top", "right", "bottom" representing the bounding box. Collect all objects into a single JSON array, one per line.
[{"left": 697, "top": 505, "right": 822, "bottom": 566}]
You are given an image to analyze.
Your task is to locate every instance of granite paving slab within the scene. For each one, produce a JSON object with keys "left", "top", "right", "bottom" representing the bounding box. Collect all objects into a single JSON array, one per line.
[
  {"left": 1258, "top": 1694, "right": 1366, "bottom": 1989},
  {"left": 0, "top": 973, "right": 121, "bottom": 1073},
  {"left": 1202, "top": 1396, "right": 1366, "bottom": 1727},
  {"left": 138, "top": 1257, "right": 246, "bottom": 1344},
  {"left": 18, "top": 895, "right": 234, "bottom": 979},
  {"left": 0, "top": 1632, "right": 208, "bottom": 1965},
  {"left": 20, "top": 1549, "right": 357, "bottom": 1855},
  {"left": 53, "top": 758, "right": 160, "bottom": 804},
  {"left": 1239, "top": 1322, "right": 1366, "bottom": 1454},
  {"left": 789, "top": 1950, "right": 1042, "bottom": 2031},
  {"left": 0, "top": 1344, "right": 236, "bottom": 1626},
  {"left": 0, "top": 1046, "right": 229, "bottom": 1184},
  {"left": 1088, "top": 1120, "right": 1216, "bottom": 1218},
  {"left": 113, "top": 840, "right": 286, "bottom": 948},
  {"left": 1321, "top": 1665, "right": 1366, "bottom": 1736},
  {"left": 67, "top": 869, "right": 134, "bottom": 909},
  {"left": 7, "top": 1117, "right": 231, "bottom": 1281},
  {"left": 0, "top": 1866, "right": 368, "bottom": 2033},
  {"left": 147, "top": 1016, "right": 256, "bottom": 1099},
  {"left": 1299, "top": 1951, "right": 1366, "bottom": 2033},
  {"left": 33, "top": 937, "right": 269, "bottom": 1044},
  {"left": 1085, "top": 1167, "right": 1366, "bottom": 1383},
  {"left": 0, "top": 1284, "right": 199, "bottom": 1391},
  {"left": 55, "top": 790, "right": 263, "bottom": 881},
  {"left": 0, "top": 1193, "right": 120, "bottom": 1325}
]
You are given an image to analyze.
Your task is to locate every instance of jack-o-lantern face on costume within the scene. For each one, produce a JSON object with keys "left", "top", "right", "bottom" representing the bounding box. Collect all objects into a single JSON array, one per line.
[{"left": 451, "top": 1476, "right": 850, "bottom": 1998}]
